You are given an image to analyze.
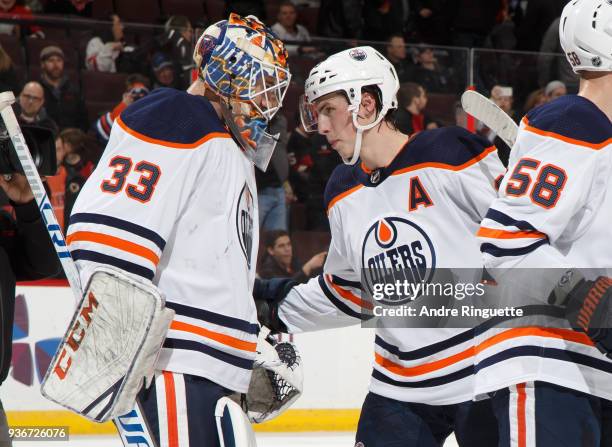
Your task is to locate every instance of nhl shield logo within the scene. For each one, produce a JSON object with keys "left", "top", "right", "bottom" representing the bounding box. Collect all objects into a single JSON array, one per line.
[
  {"left": 361, "top": 216, "right": 436, "bottom": 305},
  {"left": 349, "top": 48, "right": 367, "bottom": 61},
  {"left": 236, "top": 183, "right": 254, "bottom": 268}
]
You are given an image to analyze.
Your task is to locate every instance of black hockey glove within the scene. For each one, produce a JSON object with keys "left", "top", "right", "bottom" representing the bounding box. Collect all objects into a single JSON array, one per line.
[
  {"left": 565, "top": 276, "right": 612, "bottom": 359},
  {"left": 252, "top": 278, "right": 297, "bottom": 333}
]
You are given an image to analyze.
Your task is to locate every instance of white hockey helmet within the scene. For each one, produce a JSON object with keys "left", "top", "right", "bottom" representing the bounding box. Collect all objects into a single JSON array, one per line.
[
  {"left": 299, "top": 46, "right": 399, "bottom": 165},
  {"left": 559, "top": 0, "right": 612, "bottom": 73}
]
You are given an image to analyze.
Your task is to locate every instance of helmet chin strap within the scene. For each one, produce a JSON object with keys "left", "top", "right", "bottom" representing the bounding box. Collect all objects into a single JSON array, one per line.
[{"left": 341, "top": 109, "right": 387, "bottom": 166}]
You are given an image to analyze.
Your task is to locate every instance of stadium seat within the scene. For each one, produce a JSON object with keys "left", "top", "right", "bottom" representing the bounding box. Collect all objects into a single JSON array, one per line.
[
  {"left": 425, "top": 93, "right": 459, "bottom": 127},
  {"left": 204, "top": 0, "right": 225, "bottom": 23},
  {"left": 92, "top": 0, "right": 114, "bottom": 19},
  {"left": 297, "top": 6, "right": 318, "bottom": 34},
  {"left": 115, "top": 1, "right": 161, "bottom": 24},
  {"left": 281, "top": 81, "right": 301, "bottom": 129},
  {"left": 291, "top": 231, "right": 331, "bottom": 263},
  {"left": 0, "top": 35, "right": 25, "bottom": 68},
  {"left": 81, "top": 71, "right": 128, "bottom": 103},
  {"left": 289, "top": 202, "right": 307, "bottom": 231},
  {"left": 86, "top": 100, "right": 116, "bottom": 124},
  {"left": 161, "top": 0, "right": 206, "bottom": 20}
]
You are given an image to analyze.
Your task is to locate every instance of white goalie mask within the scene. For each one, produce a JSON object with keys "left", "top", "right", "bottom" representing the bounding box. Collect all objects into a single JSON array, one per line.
[{"left": 299, "top": 46, "right": 399, "bottom": 165}]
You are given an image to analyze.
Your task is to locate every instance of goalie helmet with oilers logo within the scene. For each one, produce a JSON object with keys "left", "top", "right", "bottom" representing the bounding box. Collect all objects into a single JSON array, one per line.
[
  {"left": 559, "top": 0, "right": 612, "bottom": 73},
  {"left": 193, "top": 13, "right": 291, "bottom": 171},
  {"left": 298, "top": 46, "right": 399, "bottom": 165}
]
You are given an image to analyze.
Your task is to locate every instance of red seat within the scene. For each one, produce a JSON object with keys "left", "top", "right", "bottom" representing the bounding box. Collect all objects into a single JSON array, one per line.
[
  {"left": 86, "top": 100, "right": 116, "bottom": 124},
  {"left": 161, "top": 0, "right": 206, "bottom": 20},
  {"left": 81, "top": 70, "right": 128, "bottom": 103},
  {"left": 424, "top": 93, "right": 459, "bottom": 127},
  {"left": 92, "top": 0, "right": 114, "bottom": 19},
  {"left": 115, "top": 1, "right": 161, "bottom": 24},
  {"left": 297, "top": 6, "right": 318, "bottom": 34},
  {"left": 281, "top": 81, "right": 301, "bottom": 129},
  {"left": 204, "top": 0, "right": 225, "bottom": 22},
  {"left": 291, "top": 231, "right": 331, "bottom": 264}
]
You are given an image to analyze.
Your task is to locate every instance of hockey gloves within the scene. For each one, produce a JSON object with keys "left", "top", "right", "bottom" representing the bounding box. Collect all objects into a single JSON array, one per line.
[
  {"left": 564, "top": 276, "right": 612, "bottom": 358},
  {"left": 252, "top": 278, "right": 297, "bottom": 333}
]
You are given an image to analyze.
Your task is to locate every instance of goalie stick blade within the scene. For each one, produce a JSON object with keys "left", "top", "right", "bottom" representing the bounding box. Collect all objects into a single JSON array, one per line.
[{"left": 461, "top": 90, "right": 519, "bottom": 148}]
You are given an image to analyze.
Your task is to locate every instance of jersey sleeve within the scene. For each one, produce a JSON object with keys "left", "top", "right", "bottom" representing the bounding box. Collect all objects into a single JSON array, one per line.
[
  {"left": 279, "top": 207, "right": 368, "bottom": 333},
  {"left": 478, "top": 109, "right": 610, "bottom": 288}
]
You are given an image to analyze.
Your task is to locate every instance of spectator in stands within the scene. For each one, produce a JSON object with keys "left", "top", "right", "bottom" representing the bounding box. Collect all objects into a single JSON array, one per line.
[
  {"left": 522, "top": 87, "right": 547, "bottom": 115},
  {"left": 362, "top": 0, "right": 409, "bottom": 42},
  {"left": 44, "top": 0, "right": 92, "bottom": 17},
  {"left": 537, "top": 17, "right": 578, "bottom": 92},
  {"left": 39, "top": 46, "right": 88, "bottom": 131},
  {"left": 449, "top": 0, "right": 502, "bottom": 48},
  {"left": 544, "top": 80, "right": 566, "bottom": 102},
  {"left": 0, "top": 0, "right": 43, "bottom": 37},
  {"left": 95, "top": 74, "right": 149, "bottom": 144},
  {"left": 0, "top": 44, "right": 18, "bottom": 94},
  {"left": 412, "top": 0, "right": 452, "bottom": 45},
  {"left": 258, "top": 230, "right": 326, "bottom": 283},
  {"left": 160, "top": 16, "right": 194, "bottom": 90},
  {"left": 257, "top": 113, "right": 292, "bottom": 231},
  {"left": 224, "top": 0, "right": 265, "bottom": 20},
  {"left": 288, "top": 118, "right": 340, "bottom": 231},
  {"left": 46, "top": 128, "right": 98, "bottom": 232},
  {"left": 395, "top": 82, "right": 438, "bottom": 135},
  {"left": 409, "top": 46, "right": 454, "bottom": 93},
  {"left": 15, "top": 81, "right": 58, "bottom": 133},
  {"left": 317, "top": 0, "right": 362, "bottom": 40},
  {"left": 385, "top": 34, "right": 413, "bottom": 83},
  {"left": 271, "top": 1, "right": 317, "bottom": 57},
  {"left": 85, "top": 14, "right": 127, "bottom": 73},
  {"left": 150, "top": 52, "right": 178, "bottom": 90},
  {"left": 516, "top": 0, "right": 565, "bottom": 51}
]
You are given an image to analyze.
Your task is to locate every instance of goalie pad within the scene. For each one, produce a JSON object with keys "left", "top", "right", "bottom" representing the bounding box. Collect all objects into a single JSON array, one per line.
[
  {"left": 41, "top": 266, "right": 175, "bottom": 422},
  {"left": 215, "top": 397, "right": 258, "bottom": 447},
  {"left": 239, "top": 327, "right": 303, "bottom": 423}
]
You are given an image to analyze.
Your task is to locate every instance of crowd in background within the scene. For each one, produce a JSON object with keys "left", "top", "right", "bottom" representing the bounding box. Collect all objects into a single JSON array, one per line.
[{"left": 0, "top": 0, "right": 575, "bottom": 278}]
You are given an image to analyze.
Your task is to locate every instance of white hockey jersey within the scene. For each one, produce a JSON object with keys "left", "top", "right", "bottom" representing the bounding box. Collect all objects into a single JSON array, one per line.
[
  {"left": 477, "top": 95, "right": 612, "bottom": 400},
  {"left": 67, "top": 88, "right": 260, "bottom": 393},
  {"left": 279, "top": 127, "right": 505, "bottom": 405}
]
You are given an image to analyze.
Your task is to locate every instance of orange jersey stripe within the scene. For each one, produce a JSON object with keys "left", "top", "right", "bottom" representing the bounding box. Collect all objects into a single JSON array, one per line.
[
  {"left": 522, "top": 116, "right": 612, "bottom": 150},
  {"left": 170, "top": 320, "right": 257, "bottom": 352},
  {"left": 163, "top": 372, "right": 179, "bottom": 447},
  {"left": 326, "top": 275, "right": 373, "bottom": 310},
  {"left": 116, "top": 116, "right": 231, "bottom": 149},
  {"left": 517, "top": 383, "right": 527, "bottom": 447},
  {"left": 477, "top": 227, "right": 547, "bottom": 240},
  {"left": 67, "top": 231, "right": 160, "bottom": 266},
  {"left": 326, "top": 184, "right": 364, "bottom": 213},
  {"left": 375, "top": 327, "right": 592, "bottom": 377},
  {"left": 391, "top": 145, "right": 498, "bottom": 176}
]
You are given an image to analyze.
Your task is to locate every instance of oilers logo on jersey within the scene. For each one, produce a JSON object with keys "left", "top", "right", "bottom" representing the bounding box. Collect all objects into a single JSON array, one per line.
[
  {"left": 362, "top": 216, "right": 436, "bottom": 305},
  {"left": 236, "top": 183, "right": 254, "bottom": 268}
]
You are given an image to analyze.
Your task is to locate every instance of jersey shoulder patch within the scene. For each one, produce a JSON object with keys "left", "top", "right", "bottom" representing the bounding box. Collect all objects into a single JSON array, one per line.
[
  {"left": 389, "top": 126, "right": 495, "bottom": 172},
  {"left": 524, "top": 95, "right": 612, "bottom": 147},
  {"left": 324, "top": 163, "right": 362, "bottom": 212},
  {"left": 118, "top": 88, "right": 229, "bottom": 147}
]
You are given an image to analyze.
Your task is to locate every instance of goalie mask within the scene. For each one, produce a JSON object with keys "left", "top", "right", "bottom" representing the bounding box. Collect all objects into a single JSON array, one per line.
[
  {"left": 299, "top": 46, "right": 399, "bottom": 165},
  {"left": 194, "top": 13, "right": 291, "bottom": 171}
]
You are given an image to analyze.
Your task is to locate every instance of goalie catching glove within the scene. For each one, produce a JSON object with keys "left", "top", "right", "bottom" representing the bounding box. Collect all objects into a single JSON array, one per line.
[
  {"left": 550, "top": 270, "right": 612, "bottom": 358},
  {"left": 41, "top": 266, "right": 175, "bottom": 422},
  {"left": 238, "top": 326, "right": 303, "bottom": 423}
]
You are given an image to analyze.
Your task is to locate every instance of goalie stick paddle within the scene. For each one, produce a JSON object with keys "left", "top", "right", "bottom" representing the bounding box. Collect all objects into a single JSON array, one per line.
[
  {"left": 0, "top": 91, "right": 158, "bottom": 447},
  {"left": 461, "top": 90, "right": 519, "bottom": 148}
]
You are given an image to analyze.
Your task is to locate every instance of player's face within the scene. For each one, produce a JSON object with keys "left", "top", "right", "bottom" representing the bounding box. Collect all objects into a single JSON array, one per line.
[{"left": 315, "top": 93, "right": 356, "bottom": 161}]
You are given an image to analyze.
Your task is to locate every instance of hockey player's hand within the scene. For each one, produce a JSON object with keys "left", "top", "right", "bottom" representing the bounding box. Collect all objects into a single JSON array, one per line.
[
  {"left": 252, "top": 278, "right": 297, "bottom": 333},
  {"left": 565, "top": 276, "right": 612, "bottom": 358}
]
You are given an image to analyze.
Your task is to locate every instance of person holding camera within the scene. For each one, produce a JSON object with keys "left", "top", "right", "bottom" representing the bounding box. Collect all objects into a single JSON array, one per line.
[
  {"left": 94, "top": 73, "right": 150, "bottom": 144},
  {"left": 0, "top": 173, "right": 61, "bottom": 446}
]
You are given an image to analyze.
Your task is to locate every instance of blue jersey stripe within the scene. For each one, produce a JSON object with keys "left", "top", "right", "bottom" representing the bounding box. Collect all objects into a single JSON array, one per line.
[
  {"left": 165, "top": 301, "right": 259, "bottom": 335},
  {"left": 318, "top": 275, "right": 367, "bottom": 320},
  {"left": 70, "top": 212, "right": 166, "bottom": 251},
  {"left": 484, "top": 208, "right": 538, "bottom": 232},
  {"left": 163, "top": 338, "right": 254, "bottom": 370},
  {"left": 481, "top": 239, "right": 548, "bottom": 258},
  {"left": 372, "top": 364, "right": 474, "bottom": 388},
  {"left": 72, "top": 249, "right": 155, "bottom": 280}
]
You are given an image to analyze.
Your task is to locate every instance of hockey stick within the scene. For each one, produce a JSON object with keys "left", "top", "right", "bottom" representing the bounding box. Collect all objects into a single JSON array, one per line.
[
  {"left": 461, "top": 90, "right": 519, "bottom": 147},
  {"left": 0, "top": 91, "right": 158, "bottom": 447}
]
